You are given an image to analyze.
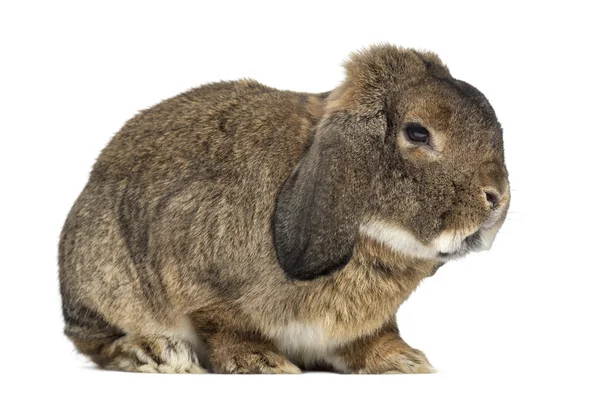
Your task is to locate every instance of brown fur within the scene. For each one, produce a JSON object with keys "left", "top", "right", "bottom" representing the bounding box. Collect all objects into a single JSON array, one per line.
[{"left": 59, "top": 44, "right": 509, "bottom": 373}]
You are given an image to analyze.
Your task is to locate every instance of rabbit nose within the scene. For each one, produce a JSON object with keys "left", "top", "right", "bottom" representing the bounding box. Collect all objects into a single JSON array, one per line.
[
  {"left": 472, "top": 160, "right": 509, "bottom": 210},
  {"left": 484, "top": 188, "right": 501, "bottom": 209}
]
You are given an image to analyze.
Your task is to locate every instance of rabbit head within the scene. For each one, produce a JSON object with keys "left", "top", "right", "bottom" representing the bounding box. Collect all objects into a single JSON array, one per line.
[{"left": 273, "top": 44, "right": 509, "bottom": 280}]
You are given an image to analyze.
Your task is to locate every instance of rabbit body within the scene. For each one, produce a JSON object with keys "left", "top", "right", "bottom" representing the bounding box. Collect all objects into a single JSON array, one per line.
[{"left": 59, "top": 45, "right": 508, "bottom": 373}]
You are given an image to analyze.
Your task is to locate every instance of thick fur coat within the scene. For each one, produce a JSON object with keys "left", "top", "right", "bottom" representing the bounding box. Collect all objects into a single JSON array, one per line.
[{"left": 59, "top": 44, "right": 509, "bottom": 373}]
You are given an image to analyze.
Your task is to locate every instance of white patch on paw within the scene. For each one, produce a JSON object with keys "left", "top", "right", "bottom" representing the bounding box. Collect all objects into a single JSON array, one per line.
[
  {"left": 161, "top": 316, "right": 209, "bottom": 369},
  {"left": 168, "top": 316, "right": 201, "bottom": 347},
  {"left": 114, "top": 317, "right": 207, "bottom": 373}
]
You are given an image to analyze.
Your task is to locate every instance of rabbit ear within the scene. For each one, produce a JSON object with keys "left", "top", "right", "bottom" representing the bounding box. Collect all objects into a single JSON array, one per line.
[
  {"left": 273, "top": 111, "right": 384, "bottom": 280},
  {"left": 273, "top": 45, "right": 429, "bottom": 280}
]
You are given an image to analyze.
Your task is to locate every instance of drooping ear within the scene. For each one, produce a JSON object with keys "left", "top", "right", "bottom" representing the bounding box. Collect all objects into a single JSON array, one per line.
[
  {"left": 273, "top": 110, "right": 385, "bottom": 280},
  {"left": 273, "top": 44, "right": 428, "bottom": 280}
]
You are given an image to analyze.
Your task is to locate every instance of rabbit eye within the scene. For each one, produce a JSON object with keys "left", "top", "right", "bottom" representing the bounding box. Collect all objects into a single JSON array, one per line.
[{"left": 405, "top": 124, "right": 430, "bottom": 144}]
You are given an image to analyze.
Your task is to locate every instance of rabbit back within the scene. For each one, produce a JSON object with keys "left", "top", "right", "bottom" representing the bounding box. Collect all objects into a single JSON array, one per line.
[{"left": 59, "top": 80, "right": 326, "bottom": 335}]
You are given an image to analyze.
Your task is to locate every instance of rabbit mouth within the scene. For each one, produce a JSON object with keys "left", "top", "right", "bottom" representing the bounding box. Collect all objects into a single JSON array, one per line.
[
  {"left": 359, "top": 220, "right": 498, "bottom": 262},
  {"left": 437, "top": 230, "right": 483, "bottom": 261}
]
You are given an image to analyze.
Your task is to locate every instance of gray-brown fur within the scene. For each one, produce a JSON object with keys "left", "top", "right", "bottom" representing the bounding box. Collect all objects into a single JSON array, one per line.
[{"left": 59, "top": 44, "right": 509, "bottom": 373}]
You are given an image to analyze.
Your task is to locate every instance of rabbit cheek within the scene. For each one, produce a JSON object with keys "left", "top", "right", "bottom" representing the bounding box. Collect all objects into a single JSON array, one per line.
[
  {"left": 359, "top": 219, "right": 489, "bottom": 261},
  {"left": 360, "top": 220, "right": 439, "bottom": 260}
]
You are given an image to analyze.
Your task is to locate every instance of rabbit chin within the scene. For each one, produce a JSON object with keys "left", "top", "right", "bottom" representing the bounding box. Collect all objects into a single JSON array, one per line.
[{"left": 359, "top": 220, "right": 497, "bottom": 262}]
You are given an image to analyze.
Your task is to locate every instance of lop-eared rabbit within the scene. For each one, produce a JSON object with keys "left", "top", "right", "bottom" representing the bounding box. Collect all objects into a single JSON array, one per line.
[{"left": 59, "top": 44, "right": 509, "bottom": 374}]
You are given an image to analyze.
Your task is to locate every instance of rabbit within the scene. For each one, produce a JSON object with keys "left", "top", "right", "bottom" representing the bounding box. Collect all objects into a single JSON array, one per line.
[{"left": 58, "top": 43, "right": 510, "bottom": 374}]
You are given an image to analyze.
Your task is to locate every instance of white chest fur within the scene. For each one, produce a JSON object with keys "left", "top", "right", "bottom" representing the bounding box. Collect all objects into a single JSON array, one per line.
[{"left": 267, "top": 322, "right": 349, "bottom": 372}]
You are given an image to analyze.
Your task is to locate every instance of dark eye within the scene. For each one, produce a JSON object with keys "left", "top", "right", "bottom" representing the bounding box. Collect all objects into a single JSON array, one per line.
[{"left": 405, "top": 123, "right": 430, "bottom": 144}]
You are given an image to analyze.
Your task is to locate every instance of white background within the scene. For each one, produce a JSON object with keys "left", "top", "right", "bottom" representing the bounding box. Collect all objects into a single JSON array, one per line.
[{"left": 1, "top": 1, "right": 599, "bottom": 392}]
